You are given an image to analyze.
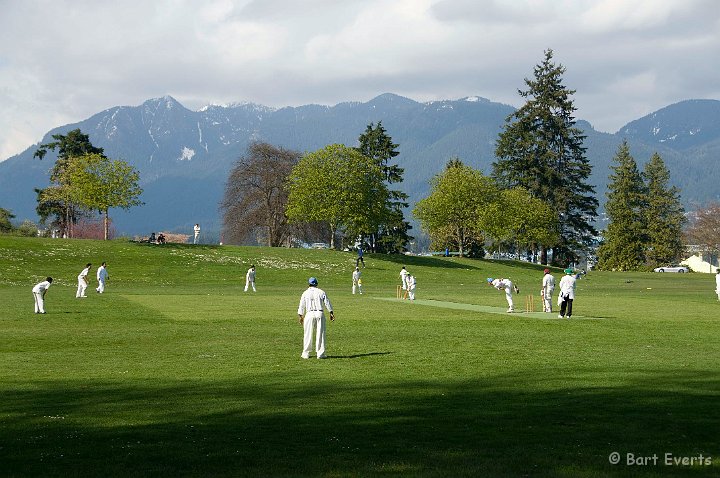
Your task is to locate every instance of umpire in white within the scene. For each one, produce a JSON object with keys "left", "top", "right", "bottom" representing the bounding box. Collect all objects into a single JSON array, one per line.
[{"left": 298, "top": 277, "right": 335, "bottom": 359}]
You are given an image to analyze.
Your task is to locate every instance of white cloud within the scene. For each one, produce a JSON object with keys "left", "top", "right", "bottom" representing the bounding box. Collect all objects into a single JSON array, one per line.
[{"left": 0, "top": 0, "right": 718, "bottom": 159}]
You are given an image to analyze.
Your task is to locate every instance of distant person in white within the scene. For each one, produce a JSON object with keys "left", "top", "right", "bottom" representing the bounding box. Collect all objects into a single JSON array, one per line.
[
  {"left": 193, "top": 224, "right": 200, "bottom": 244},
  {"left": 558, "top": 268, "right": 577, "bottom": 319},
  {"left": 406, "top": 274, "right": 416, "bottom": 300},
  {"left": 488, "top": 277, "right": 517, "bottom": 313},
  {"left": 715, "top": 270, "right": 720, "bottom": 301},
  {"left": 76, "top": 263, "right": 91, "bottom": 298},
  {"left": 245, "top": 265, "right": 256, "bottom": 292},
  {"left": 541, "top": 268, "right": 555, "bottom": 312},
  {"left": 400, "top": 266, "right": 409, "bottom": 290},
  {"left": 297, "top": 277, "right": 334, "bottom": 359},
  {"left": 96, "top": 262, "right": 109, "bottom": 294},
  {"left": 32, "top": 277, "right": 53, "bottom": 314},
  {"left": 352, "top": 267, "right": 363, "bottom": 294}
]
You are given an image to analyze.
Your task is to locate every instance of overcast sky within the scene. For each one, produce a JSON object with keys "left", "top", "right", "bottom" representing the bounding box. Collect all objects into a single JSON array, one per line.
[{"left": 1, "top": 0, "right": 718, "bottom": 160}]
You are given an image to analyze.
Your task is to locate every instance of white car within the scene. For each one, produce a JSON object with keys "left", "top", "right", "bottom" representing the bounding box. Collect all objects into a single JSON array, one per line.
[{"left": 653, "top": 265, "right": 688, "bottom": 273}]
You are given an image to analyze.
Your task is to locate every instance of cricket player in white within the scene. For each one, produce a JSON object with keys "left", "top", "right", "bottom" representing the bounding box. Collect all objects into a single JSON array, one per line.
[
  {"left": 32, "top": 277, "right": 53, "bottom": 314},
  {"left": 298, "top": 277, "right": 334, "bottom": 359},
  {"left": 76, "top": 263, "right": 91, "bottom": 298},
  {"left": 715, "top": 270, "right": 720, "bottom": 301},
  {"left": 488, "top": 277, "right": 516, "bottom": 312},
  {"left": 193, "top": 224, "right": 200, "bottom": 244},
  {"left": 558, "top": 268, "right": 577, "bottom": 319},
  {"left": 245, "top": 266, "right": 256, "bottom": 292},
  {"left": 541, "top": 269, "right": 555, "bottom": 312},
  {"left": 352, "top": 267, "right": 363, "bottom": 294},
  {"left": 96, "top": 262, "right": 109, "bottom": 293},
  {"left": 400, "top": 266, "right": 409, "bottom": 290},
  {"left": 406, "top": 274, "right": 416, "bottom": 300}
]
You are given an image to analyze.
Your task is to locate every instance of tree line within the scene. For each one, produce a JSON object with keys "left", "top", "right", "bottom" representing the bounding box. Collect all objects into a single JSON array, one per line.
[{"left": 3, "top": 49, "right": 711, "bottom": 270}]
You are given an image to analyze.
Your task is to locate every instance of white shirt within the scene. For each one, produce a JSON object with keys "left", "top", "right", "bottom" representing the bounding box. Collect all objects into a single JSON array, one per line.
[
  {"left": 246, "top": 268, "right": 256, "bottom": 282},
  {"left": 542, "top": 273, "right": 555, "bottom": 292},
  {"left": 400, "top": 269, "right": 409, "bottom": 281},
  {"left": 194, "top": 225, "right": 200, "bottom": 235},
  {"left": 352, "top": 269, "right": 361, "bottom": 283},
  {"left": 32, "top": 281, "right": 51, "bottom": 293},
  {"left": 78, "top": 267, "right": 90, "bottom": 281},
  {"left": 716, "top": 273, "right": 720, "bottom": 291},
  {"left": 298, "top": 287, "right": 333, "bottom": 315},
  {"left": 559, "top": 274, "right": 576, "bottom": 300},
  {"left": 492, "top": 278, "right": 511, "bottom": 290},
  {"left": 407, "top": 275, "right": 416, "bottom": 289},
  {"left": 97, "top": 266, "right": 108, "bottom": 281}
]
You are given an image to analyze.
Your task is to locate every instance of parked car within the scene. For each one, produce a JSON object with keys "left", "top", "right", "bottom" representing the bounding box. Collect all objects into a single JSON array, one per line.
[{"left": 653, "top": 265, "right": 688, "bottom": 273}]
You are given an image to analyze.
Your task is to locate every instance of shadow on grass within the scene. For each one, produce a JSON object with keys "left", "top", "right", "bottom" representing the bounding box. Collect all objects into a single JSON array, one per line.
[
  {"left": 1, "top": 370, "right": 717, "bottom": 477},
  {"left": 380, "top": 254, "right": 483, "bottom": 270},
  {"left": 327, "top": 351, "right": 393, "bottom": 359}
]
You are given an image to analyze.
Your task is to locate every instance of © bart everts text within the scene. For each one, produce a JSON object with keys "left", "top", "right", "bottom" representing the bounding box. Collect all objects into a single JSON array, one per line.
[{"left": 608, "top": 452, "right": 712, "bottom": 466}]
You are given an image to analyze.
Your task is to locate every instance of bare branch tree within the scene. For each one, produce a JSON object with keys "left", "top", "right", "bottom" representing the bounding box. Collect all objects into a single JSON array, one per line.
[
  {"left": 221, "top": 142, "right": 300, "bottom": 246},
  {"left": 685, "top": 202, "right": 720, "bottom": 254}
]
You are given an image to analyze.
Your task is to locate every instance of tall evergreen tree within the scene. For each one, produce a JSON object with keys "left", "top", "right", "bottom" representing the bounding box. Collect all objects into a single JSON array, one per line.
[
  {"left": 356, "top": 122, "right": 411, "bottom": 253},
  {"left": 597, "top": 141, "right": 647, "bottom": 271},
  {"left": 493, "top": 49, "right": 598, "bottom": 265},
  {"left": 642, "top": 152, "right": 685, "bottom": 267}
]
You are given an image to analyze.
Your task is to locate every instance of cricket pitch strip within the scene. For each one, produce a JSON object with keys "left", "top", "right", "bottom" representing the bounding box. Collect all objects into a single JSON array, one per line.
[{"left": 376, "top": 297, "right": 605, "bottom": 320}]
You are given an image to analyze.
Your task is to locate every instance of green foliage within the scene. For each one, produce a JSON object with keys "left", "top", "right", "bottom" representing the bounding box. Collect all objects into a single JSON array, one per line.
[
  {"left": 0, "top": 207, "right": 14, "bottom": 233},
  {"left": 15, "top": 220, "right": 38, "bottom": 237},
  {"left": 65, "top": 153, "right": 143, "bottom": 240},
  {"left": 483, "top": 188, "right": 559, "bottom": 251},
  {"left": 597, "top": 141, "right": 648, "bottom": 271},
  {"left": 356, "top": 122, "right": 411, "bottom": 253},
  {"left": 286, "top": 144, "right": 390, "bottom": 249},
  {"left": 493, "top": 49, "right": 598, "bottom": 263},
  {"left": 414, "top": 159, "right": 498, "bottom": 257},
  {"left": 34, "top": 129, "right": 105, "bottom": 237},
  {"left": 643, "top": 153, "right": 686, "bottom": 267}
]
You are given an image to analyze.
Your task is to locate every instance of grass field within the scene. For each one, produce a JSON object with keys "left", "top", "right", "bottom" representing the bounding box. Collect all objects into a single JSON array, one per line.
[{"left": 1, "top": 236, "right": 718, "bottom": 477}]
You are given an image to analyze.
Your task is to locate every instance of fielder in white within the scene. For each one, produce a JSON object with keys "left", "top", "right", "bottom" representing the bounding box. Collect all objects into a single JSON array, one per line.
[
  {"left": 352, "top": 267, "right": 363, "bottom": 294},
  {"left": 399, "top": 266, "right": 409, "bottom": 290},
  {"left": 715, "top": 270, "right": 720, "bottom": 301},
  {"left": 298, "top": 277, "right": 334, "bottom": 359},
  {"left": 76, "top": 263, "right": 91, "bottom": 298},
  {"left": 406, "top": 274, "right": 416, "bottom": 300},
  {"left": 193, "top": 223, "right": 200, "bottom": 244},
  {"left": 558, "top": 268, "right": 577, "bottom": 319},
  {"left": 541, "top": 268, "right": 555, "bottom": 312},
  {"left": 488, "top": 277, "right": 518, "bottom": 312},
  {"left": 32, "top": 277, "right": 53, "bottom": 314},
  {"left": 96, "top": 262, "right": 109, "bottom": 293},
  {"left": 245, "top": 265, "right": 256, "bottom": 292}
]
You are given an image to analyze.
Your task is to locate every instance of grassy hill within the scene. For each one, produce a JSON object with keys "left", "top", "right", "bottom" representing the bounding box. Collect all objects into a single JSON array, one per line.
[{"left": 1, "top": 236, "right": 718, "bottom": 477}]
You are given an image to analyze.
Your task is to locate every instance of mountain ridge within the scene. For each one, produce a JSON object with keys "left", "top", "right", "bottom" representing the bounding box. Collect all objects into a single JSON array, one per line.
[{"left": 0, "top": 94, "right": 718, "bottom": 236}]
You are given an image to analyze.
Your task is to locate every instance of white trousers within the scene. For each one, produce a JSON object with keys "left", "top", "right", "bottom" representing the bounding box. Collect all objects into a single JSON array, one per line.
[
  {"left": 352, "top": 281, "right": 363, "bottom": 294},
  {"left": 244, "top": 280, "right": 256, "bottom": 292},
  {"left": 76, "top": 280, "right": 87, "bottom": 297},
  {"left": 33, "top": 292, "right": 45, "bottom": 313},
  {"left": 504, "top": 285, "right": 514, "bottom": 310},
  {"left": 97, "top": 279, "right": 106, "bottom": 293},
  {"left": 408, "top": 286, "right": 416, "bottom": 300},
  {"left": 302, "top": 311, "right": 326, "bottom": 358},
  {"left": 543, "top": 288, "right": 553, "bottom": 312}
]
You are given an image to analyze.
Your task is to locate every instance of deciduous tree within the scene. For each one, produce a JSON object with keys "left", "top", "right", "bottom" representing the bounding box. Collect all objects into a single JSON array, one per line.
[
  {"left": 65, "top": 153, "right": 143, "bottom": 240},
  {"left": 286, "top": 144, "right": 389, "bottom": 249},
  {"left": 685, "top": 202, "right": 720, "bottom": 257},
  {"left": 413, "top": 159, "right": 497, "bottom": 257},
  {"left": 221, "top": 142, "right": 300, "bottom": 246}
]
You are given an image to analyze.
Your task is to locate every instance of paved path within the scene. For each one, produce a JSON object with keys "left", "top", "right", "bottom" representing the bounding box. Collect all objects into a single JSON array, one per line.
[{"left": 375, "top": 297, "right": 604, "bottom": 320}]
